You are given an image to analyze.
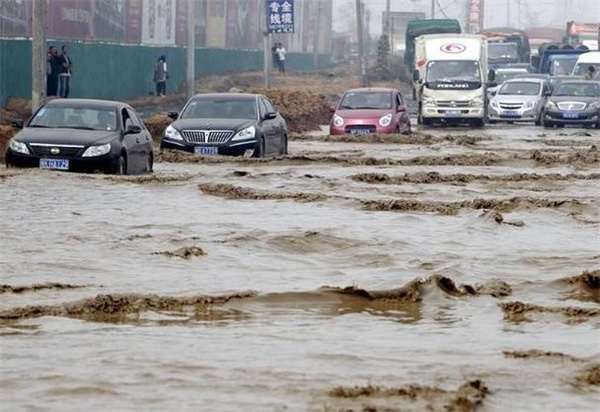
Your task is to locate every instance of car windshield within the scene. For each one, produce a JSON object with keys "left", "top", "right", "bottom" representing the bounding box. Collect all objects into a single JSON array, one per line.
[
  {"left": 495, "top": 70, "right": 528, "bottom": 84},
  {"left": 555, "top": 83, "right": 600, "bottom": 97},
  {"left": 550, "top": 58, "right": 577, "bottom": 75},
  {"left": 498, "top": 82, "right": 541, "bottom": 95},
  {"left": 426, "top": 61, "right": 481, "bottom": 83},
  {"left": 29, "top": 106, "right": 117, "bottom": 131},
  {"left": 339, "top": 92, "right": 392, "bottom": 110},
  {"left": 573, "top": 62, "right": 600, "bottom": 76},
  {"left": 489, "top": 43, "right": 519, "bottom": 61},
  {"left": 181, "top": 98, "right": 257, "bottom": 120}
]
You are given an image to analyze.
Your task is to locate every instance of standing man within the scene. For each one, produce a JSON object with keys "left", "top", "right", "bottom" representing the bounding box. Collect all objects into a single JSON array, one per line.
[
  {"left": 58, "top": 45, "right": 72, "bottom": 98},
  {"left": 271, "top": 42, "right": 280, "bottom": 69},
  {"left": 46, "top": 46, "right": 61, "bottom": 97},
  {"left": 153, "top": 55, "right": 168, "bottom": 97},
  {"left": 276, "top": 43, "right": 286, "bottom": 73}
]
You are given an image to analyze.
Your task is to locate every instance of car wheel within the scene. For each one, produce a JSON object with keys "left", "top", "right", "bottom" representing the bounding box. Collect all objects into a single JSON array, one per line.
[
  {"left": 145, "top": 152, "right": 154, "bottom": 173},
  {"left": 282, "top": 134, "right": 288, "bottom": 156},
  {"left": 543, "top": 118, "right": 552, "bottom": 128},
  {"left": 472, "top": 118, "right": 484, "bottom": 128},
  {"left": 252, "top": 137, "right": 265, "bottom": 158},
  {"left": 535, "top": 112, "right": 542, "bottom": 126},
  {"left": 489, "top": 119, "right": 497, "bottom": 124},
  {"left": 107, "top": 154, "right": 127, "bottom": 175}
]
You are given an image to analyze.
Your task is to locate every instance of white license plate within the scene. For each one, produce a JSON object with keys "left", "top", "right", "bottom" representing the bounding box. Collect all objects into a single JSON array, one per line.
[
  {"left": 40, "top": 159, "right": 69, "bottom": 170},
  {"left": 194, "top": 146, "right": 219, "bottom": 155},
  {"left": 502, "top": 110, "right": 520, "bottom": 117},
  {"left": 563, "top": 112, "right": 579, "bottom": 119},
  {"left": 445, "top": 110, "right": 461, "bottom": 116}
]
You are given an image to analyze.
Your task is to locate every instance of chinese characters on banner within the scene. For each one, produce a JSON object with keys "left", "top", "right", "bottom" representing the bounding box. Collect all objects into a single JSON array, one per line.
[{"left": 267, "top": 0, "right": 294, "bottom": 34}]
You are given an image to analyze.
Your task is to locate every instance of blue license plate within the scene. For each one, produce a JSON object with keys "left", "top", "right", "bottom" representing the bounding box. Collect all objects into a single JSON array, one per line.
[
  {"left": 194, "top": 146, "right": 219, "bottom": 155},
  {"left": 349, "top": 128, "right": 372, "bottom": 135},
  {"left": 40, "top": 159, "right": 69, "bottom": 170},
  {"left": 563, "top": 112, "right": 579, "bottom": 119},
  {"left": 445, "top": 110, "right": 461, "bottom": 116},
  {"left": 502, "top": 110, "right": 520, "bottom": 117}
]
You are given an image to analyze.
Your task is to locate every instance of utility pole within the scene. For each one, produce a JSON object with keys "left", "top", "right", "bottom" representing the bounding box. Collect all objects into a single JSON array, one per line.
[
  {"left": 506, "top": 0, "right": 510, "bottom": 26},
  {"left": 313, "top": 1, "right": 322, "bottom": 71},
  {"left": 356, "top": 0, "right": 366, "bottom": 86},
  {"left": 262, "top": 0, "right": 271, "bottom": 88},
  {"left": 31, "top": 0, "right": 45, "bottom": 111},
  {"left": 431, "top": 0, "right": 435, "bottom": 19},
  {"left": 385, "top": 0, "right": 391, "bottom": 41},
  {"left": 365, "top": 8, "right": 371, "bottom": 56},
  {"left": 517, "top": 0, "right": 521, "bottom": 29},
  {"left": 186, "top": 0, "right": 195, "bottom": 100}
]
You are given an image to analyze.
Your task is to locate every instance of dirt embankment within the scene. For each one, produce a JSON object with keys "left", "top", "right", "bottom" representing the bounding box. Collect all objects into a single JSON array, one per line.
[
  {"left": 500, "top": 301, "right": 600, "bottom": 323},
  {"left": 152, "top": 246, "right": 206, "bottom": 259},
  {"left": 198, "top": 182, "right": 326, "bottom": 203},
  {"left": 560, "top": 270, "right": 600, "bottom": 303},
  {"left": 0, "top": 126, "right": 17, "bottom": 160},
  {"left": 352, "top": 172, "right": 600, "bottom": 185},
  {"left": 0, "top": 283, "right": 88, "bottom": 295}
]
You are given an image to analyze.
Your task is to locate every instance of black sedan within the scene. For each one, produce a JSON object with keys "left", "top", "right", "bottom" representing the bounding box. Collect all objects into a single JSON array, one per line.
[
  {"left": 6, "top": 99, "right": 153, "bottom": 174},
  {"left": 161, "top": 93, "right": 288, "bottom": 157},
  {"left": 543, "top": 81, "right": 600, "bottom": 128}
]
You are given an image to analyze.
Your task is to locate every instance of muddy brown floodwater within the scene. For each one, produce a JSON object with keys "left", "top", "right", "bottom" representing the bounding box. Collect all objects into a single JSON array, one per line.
[{"left": 0, "top": 123, "right": 599, "bottom": 411}]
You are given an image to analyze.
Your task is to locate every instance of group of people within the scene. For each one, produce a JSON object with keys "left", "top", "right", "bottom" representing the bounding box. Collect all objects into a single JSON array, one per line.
[
  {"left": 271, "top": 42, "right": 287, "bottom": 73},
  {"left": 46, "top": 45, "right": 72, "bottom": 98}
]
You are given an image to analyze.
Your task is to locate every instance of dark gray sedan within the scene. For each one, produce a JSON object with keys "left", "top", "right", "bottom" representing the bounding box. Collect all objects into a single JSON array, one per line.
[
  {"left": 6, "top": 99, "right": 154, "bottom": 174},
  {"left": 543, "top": 81, "right": 600, "bottom": 128}
]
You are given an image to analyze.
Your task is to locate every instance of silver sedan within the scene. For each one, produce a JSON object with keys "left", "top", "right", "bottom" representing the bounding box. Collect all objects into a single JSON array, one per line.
[{"left": 488, "top": 78, "right": 551, "bottom": 125}]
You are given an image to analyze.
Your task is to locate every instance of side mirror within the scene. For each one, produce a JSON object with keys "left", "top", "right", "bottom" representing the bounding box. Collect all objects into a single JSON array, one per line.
[
  {"left": 264, "top": 112, "right": 277, "bottom": 120},
  {"left": 125, "top": 125, "right": 142, "bottom": 135},
  {"left": 488, "top": 69, "right": 496, "bottom": 82},
  {"left": 544, "top": 91, "right": 552, "bottom": 97},
  {"left": 11, "top": 119, "right": 23, "bottom": 129},
  {"left": 167, "top": 111, "right": 179, "bottom": 120},
  {"left": 412, "top": 69, "right": 420, "bottom": 82},
  {"left": 328, "top": 104, "right": 336, "bottom": 113}
]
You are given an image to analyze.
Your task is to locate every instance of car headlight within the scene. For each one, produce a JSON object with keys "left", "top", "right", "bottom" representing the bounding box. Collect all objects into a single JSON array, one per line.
[
  {"left": 333, "top": 114, "right": 344, "bottom": 127},
  {"left": 588, "top": 102, "right": 600, "bottom": 110},
  {"left": 423, "top": 97, "right": 435, "bottom": 107},
  {"left": 490, "top": 100, "right": 499, "bottom": 108},
  {"left": 8, "top": 138, "right": 30, "bottom": 155},
  {"left": 470, "top": 98, "right": 484, "bottom": 107},
  {"left": 231, "top": 126, "right": 256, "bottom": 141},
  {"left": 524, "top": 100, "right": 536, "bottom": 109},
  {"left": 545, "top": 101, "right": 557, "bottom": 110},
  {"left": 82, "top": 143, "right": 111, "bottom": 157},
  {"left": 379, "top": 114, "right": 393, "bottom": 127},
  {"left": 164, "top": 125, "right": 183, "bottom": 141}
]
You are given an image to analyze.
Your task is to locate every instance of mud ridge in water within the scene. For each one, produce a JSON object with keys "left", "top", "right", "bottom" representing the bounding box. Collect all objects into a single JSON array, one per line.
[
  {"left": 503, "top": 350, "right": 584, "bottom": 362},
  {"left": 362, "top": 197, "right": 581, "bottom": 216},
  {"left": 0, "top": 283, "right": 88, "bottom": 295},
  {"left": 328, "top": 379, "right": 488, "bottom": 412},
  {"left": 351, "top": 172, "right": 600, "bottom": 185},
  {"left": 198, "top": 183, "right": 326, "bottom": 202},
  {"left": 106, "top": 174, "right": 193, "bottom": 184},
  {"left": 289, "top": 132, "right": 489, "bottom": 145},
  {"left": 530, "top": 147, "right": 599, "bottom": 166},
  {"left": 480, "top": 210, "right": 525, "bottom": 227},
  {"left": 527, "top": 138, "right": 599, "bottom": 147},
  {"left": 0, "top": 292, "right": 256, "bottom": 321},
  {"left": 559, "top": 270, "right": 600, "bottom": 303},
  {"left": 500, "top": 301, "right": 600, "bottom": 322},
  {"left": 152, "top": 246, "right": 206, "bottom": 259},
  {"left": 573, "top": 364, "right": 600, "bottom": 389}
]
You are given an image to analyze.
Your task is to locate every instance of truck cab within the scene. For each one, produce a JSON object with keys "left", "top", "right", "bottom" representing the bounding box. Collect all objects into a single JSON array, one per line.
[{"left": 414, "top": 34, "right": 492, "bottom": 127}]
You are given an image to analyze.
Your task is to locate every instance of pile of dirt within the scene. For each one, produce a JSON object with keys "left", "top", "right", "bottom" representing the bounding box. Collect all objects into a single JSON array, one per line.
[
  {"left": 145, "top": 114, "right": 172, "bottom": 143},
  {"left": 503, "top": 350, "right": 583, "bottom": 362},
  {"left": 500, "top": 301, "right": 600, "bottom": 322},
  {"left": 0, "top": 125, "right": 17, "bottom": 160},
  {"left": 152, "top": 246, "right": 206, "bottom": 259},
  {"left": 252, "top": 88, "right": 332, "bottom": 133},
  {"left": 0, "top": 98, "right": 32, "bottom": 125},
  {"left": 107, "top": 173, "right": 193, "bottom": 184},
  {"left": 351, "top": 172, "right": 600, "bottom": 185},
  {"left": 530, "top": 147, "right": 599, "bottom": 166},
  {"left": 573, "top": 364, "right": 600, "bottom": 388},
  {"left": 0, "top": 283, "right": 87, "bottom": 294},
  {"left": 561, "top": 270, "right": 600, "bottom": 303},
  {"left": 480, "top": 210, "right": 526, "bottom": 227},
  {"left": 198, "top": 182, "right": 326, "bottom": 203}
]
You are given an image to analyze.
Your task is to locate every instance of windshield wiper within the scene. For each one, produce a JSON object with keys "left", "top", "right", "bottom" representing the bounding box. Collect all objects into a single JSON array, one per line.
[
  {"left": 339, "top": 105, "right": 355, "bottom": 109},
  {"left": 29, "top": 125, "right": 54, "bottom": 128},
  {"left": 67, "top": 126, "right": 96, "bottom": 131}
]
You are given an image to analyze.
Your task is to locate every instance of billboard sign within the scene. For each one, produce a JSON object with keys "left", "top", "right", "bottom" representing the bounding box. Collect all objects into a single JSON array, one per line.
[
  {"left": 48, "top": 0, "right": 93, "bottom": 40},
  {"left": 0, "top": 0, "right": 30, "bottom": 37},
  {"left": 267, "top": 0, "right": 294, "bottom": 34},
  {"left": 141, "top": 0, "right": 176, "bottom": 45}
]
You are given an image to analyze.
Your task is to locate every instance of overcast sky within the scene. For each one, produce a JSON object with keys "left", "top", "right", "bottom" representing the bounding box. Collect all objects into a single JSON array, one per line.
[{"left": 332, "top": 0, "right": 600, "bottom": 35}]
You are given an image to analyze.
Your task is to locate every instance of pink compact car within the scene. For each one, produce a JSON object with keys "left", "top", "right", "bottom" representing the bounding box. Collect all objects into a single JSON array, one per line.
[{"left": 329, "top": 88, "right": 411, "bottom": 135}]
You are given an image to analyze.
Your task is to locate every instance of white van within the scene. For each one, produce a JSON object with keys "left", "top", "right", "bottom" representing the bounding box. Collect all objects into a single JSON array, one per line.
[
  {"left": 572, "top": 51, "right": 600, "bottom": 76},
  {"left": 413, "top": 34, "right": 492, "bottom": 127}
]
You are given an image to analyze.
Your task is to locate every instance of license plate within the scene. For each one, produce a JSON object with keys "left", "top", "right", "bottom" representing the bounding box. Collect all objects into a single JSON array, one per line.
[
  {"left": 502, "top": 110, "right": 520, "bottom": 117},
  {"left": 563, "top": 112, "right": 579, "bottom": 119},
  {"left": 349, "top": 128, "right": 372, "bottom": 135},
  {"left": 40, "top": 159, "right": 69, "bottom": 170},
  {"left": 445, "top": 110, "right": 461, "bottom": 116},
  {"left": 194, "top": 146, "right": 218, "bottom": 155}
]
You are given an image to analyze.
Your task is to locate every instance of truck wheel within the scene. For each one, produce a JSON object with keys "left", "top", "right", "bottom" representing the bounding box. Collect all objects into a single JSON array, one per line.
[{"left": 472, "top": 118, "right": 484, "bottom": 128}]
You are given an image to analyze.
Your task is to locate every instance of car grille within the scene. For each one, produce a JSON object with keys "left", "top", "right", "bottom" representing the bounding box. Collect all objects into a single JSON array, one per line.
[
  {"left": 557, "top": 102, "right": 586, "bottom": 111},
  {"left": 498, "top": 102, "right": 524, "bottom": 110},
  {"left": 436, "top": 100, "right": 470, "bottom": 107},
  {"left": 182, "top": 130, "right": 234, "bottom": 144},
  {"left": 29, "top": 144, "right": 83, "bottom": 158}
]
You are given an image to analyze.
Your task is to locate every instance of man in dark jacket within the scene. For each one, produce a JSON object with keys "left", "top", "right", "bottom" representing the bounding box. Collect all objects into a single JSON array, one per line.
[
  {"left": 58, "top": 45, "right": 72, "bottom": 98},
  {"left": 46, "top": 46, "right": 61, "bottom": 97}
]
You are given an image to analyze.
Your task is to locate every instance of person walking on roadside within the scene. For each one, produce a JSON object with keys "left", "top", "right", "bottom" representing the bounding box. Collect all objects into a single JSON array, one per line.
[
  {"left": 271, "top": 42, "right": 280, "bottom": 69},
  {"left": 153, "top": 55, "right": 168, "bottom": 97},
  {"left": 46, "top": 46, "right": 61, "bottom": 97},
  {"left": 58, "top": 45, "right": 72, "bottom": 98},
  {"left": 583, "top": 66, "right": 596, "bottom": 80},
  {"left": 276, "top": 43, "right": 286, "bottom": 73}
]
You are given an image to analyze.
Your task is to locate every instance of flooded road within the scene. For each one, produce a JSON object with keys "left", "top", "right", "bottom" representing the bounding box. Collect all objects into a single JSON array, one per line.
[{"left": 1, "top": 123, "right": 598, "bottom": 411}]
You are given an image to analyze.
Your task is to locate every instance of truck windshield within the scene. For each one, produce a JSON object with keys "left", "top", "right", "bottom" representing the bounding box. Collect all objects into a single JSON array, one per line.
[
  {"left": 489, "top": 43, "right": 519, "bottom": 62},
  {"left": 426, "top": 61, "right": 481, "bottom": 83},
  {"left": 550, "top": 58, "right": 577, "bottom": 75}
]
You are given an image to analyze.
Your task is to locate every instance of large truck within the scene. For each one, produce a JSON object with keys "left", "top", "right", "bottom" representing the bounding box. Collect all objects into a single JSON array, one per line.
[
  {"left": 382, "top": 11, "right": 426, "bottom": 55},
  {"left": 413, "top": 34, "right": 491, "bottom": 127},
  {"left": 404, "top": 19, "right": 462, "bottom": 81},
  {"left": 480, "top": 28, "right": 530, "bottom": 68},
  {"left": 565, "top": 21, "right": 600, "bottom": 50},
  {"left": 538, "top": 48, "right": 590, "bottom": 75}
]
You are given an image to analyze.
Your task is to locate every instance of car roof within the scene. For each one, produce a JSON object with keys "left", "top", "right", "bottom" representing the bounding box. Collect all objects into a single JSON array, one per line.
[
  {"left": 557, "top": 80, "right": 600, "bottom": 86},
  {"left": 44, "top": 98, "right": 125, "bottom": 109},
  {"left": 504, "top": 78, "right": 545, "bottom": 83},
  {"left": 345, "top": 88, "right": 397, "bottom": 93},
  {"left": 496, "top": 68, "right": 529, "bottom": 73},
  {"left": 191, "top": 93, "right": 258, "bottom": 100}
]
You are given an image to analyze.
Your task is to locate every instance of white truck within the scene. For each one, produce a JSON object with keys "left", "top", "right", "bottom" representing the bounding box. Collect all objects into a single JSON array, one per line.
[{"left": 413, "top": 34, "right": 493, "bottom": 127}]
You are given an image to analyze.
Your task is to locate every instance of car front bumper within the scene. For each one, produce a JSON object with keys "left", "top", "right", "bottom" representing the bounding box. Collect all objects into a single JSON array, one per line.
[
  {"left": 160, "top": 136, "right": 258, "bottom": 156},
  {"left": 544, "top": 109, "right": 599, "bottom": 125},
  {"left": 5, "top": 148, "right": 121, "bottom": 172},
  {"left": 488, "top": 106, "right": 540, "bottom": 122},
  {"left": 421, "top": 106, "right": 485, "bottom": 120}
]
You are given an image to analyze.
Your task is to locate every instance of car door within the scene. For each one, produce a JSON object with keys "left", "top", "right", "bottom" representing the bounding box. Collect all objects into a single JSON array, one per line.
[
  {"left": 128, "top": 108, "right": 152, "bottom": 171},
  {"left": 395, "top": 92, "right": 409, "bottom": 130},
  {"left": 120, "top": 108, "right": 142, "bottom": 173},
  {"left": 258, "top": 98, "right": 277, "bottom": 155},
  {"left": 262, "top": 98, "right": 283, "bottom": 154}
]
